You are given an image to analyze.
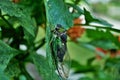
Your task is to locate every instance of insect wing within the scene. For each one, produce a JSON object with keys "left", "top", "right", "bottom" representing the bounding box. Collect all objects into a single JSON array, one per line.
[{"left": 57, "top": 47, "right": 71, "bottom": 79}]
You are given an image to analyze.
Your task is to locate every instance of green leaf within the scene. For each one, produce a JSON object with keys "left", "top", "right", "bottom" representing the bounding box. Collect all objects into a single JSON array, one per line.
[
  {"left": 0, "top": 0, "right": 36, "bottom": 37},
  {"left": 80, "top": 77, "right": 93, "bottom": 80},
  {"left": 68, "top": 42, "right": 95, "bottom": 65},
  {"left": 46, "top": 0, "right": 73, "bottom": 29},
  {"left": 0, "top": 19, "right": 9, "bottom": 28},
  {"left": 71, "top": 60, "right": 96, "bottom": 73},
  {"left": 44, "top": 0, "right": 73, "bottom": 79},
  {"left": 0, "top": 40, "right": 19, "bottom": 71},
  {"left": 22, "top": 18, "right": 37, "bottom": 46},
  {"left": 24, "top": 29, "right": 35, "bottom": 46},
  {"left": 19, "top": 75, "right": 27, "bottom": 80},
  {"left": 32, "top": 53, "right": 59, "bottom": 80},
  {"left": 86, "top": 29, "right": 120, "bottom": 49},
  {"left": 84, "top": 8, "right": 112, "bottom": 27},
  {"left": 89, "top": 40, "right": 118, "bottom": 50},
  {"left": 0, "top": 70, "right": 9, "bottom": 80},
  {"left": 4, "top": 59, "right": 21, "bottom": 78}
]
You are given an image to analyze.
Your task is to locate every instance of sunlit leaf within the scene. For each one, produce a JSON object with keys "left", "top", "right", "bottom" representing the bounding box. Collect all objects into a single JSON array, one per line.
[{"left": 68, "top": 42, "right": 95, "bottom": 65}]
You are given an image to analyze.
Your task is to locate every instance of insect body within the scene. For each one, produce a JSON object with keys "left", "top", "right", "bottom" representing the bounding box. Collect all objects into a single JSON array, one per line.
[{"left": 50, "top": 24, "right": 70, "bottom": 79}]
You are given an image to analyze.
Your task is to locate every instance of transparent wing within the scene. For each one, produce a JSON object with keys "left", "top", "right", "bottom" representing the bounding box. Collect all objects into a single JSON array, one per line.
[
  {"left": 57, "top": 47, "right": 71, "bottom": 79},
  {"left": 50, "top": 28, "right": 71, "bottom": 79}
]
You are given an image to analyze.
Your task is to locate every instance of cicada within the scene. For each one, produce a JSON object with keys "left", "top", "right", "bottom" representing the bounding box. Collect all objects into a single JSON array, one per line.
[{"left": 50, "top": 24, "right": 71, "bottom": 80}]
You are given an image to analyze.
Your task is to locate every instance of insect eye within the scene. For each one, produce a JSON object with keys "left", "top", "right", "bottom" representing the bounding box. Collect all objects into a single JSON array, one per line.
[
  {"left": 55, "top": 24, "right": 62, "bottom": 30},
  {"left": 60, "top": 34, "right": 67, "bottom": 43},
  {"left": 57, "top": 24, "right": 62, "bottom": 28}
]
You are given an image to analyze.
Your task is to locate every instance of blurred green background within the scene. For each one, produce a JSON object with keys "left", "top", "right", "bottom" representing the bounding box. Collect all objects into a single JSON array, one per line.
[{"left": 0, "top": 0, "right": 120, "bottom": 80}]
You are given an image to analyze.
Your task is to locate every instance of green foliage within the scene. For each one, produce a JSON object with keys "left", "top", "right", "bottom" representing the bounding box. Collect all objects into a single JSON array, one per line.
[
  {"left": 45, "top": 0, "right": 73, "bottom": 29},
  {"left": 84, "top": 8, "right": 112, "bottom": 27},
  {"left": 4, "top": 59, "right": 21, "bottom": 78},
  {"left": 44, "top": 0, "right": 73, "bottom": 79},
  {"left": 32, "top": 53, "right": 59, "bottom": 80},
  {"left": 86, "top": 29, "right": 120, "bottom": 49},
  {"left": 0, "top": 70, "right": 9, "bottom": 80},
  {"left": 0, "top": 0, "right": 120, "bottom": 80},
  {"left": 0, "top": 0, "right": 36, "bottom": 37},
  {"left": 0, "top": 40, "right": 19, "bottom": 71},
  {"left": 67, "top": 3, "right": 83, "bottom": 18},
  {"left": 80, "top": 77, "right": 93, "bottom": 80}
]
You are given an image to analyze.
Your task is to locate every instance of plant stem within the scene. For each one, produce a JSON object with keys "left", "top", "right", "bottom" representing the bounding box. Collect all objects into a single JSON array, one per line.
[{"left": 75, "top": 24, "right": 120, "bottom": 33}]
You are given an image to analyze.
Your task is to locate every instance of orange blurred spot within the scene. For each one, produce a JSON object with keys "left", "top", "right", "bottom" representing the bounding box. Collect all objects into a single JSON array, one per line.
[
  {"left": 96, "top": 48, "right": 108, "bottom": 54},
  {"left": 110, "top": 53, "right": 117, "bottom": 58},
  {"left": 118, "top": 36, "right": 120, "bottom": 42},
  {"left": 95, "top": 35, "right": 120, "bottom": 59},
  {"left": 96, "top": 55, "right": 102, "bottom": 60},
  {"left": 12, "top": 0, "right": 20, "bottom": 3},
  {"left": 96, "top": 48, "right": 108, "bottom": 60},
  {"left": 109, "top": 49, "right": 117, "bottom": 58},
  {"left": 67, "top": 18, "right": 85, "bottom": 41},
  {"left": 73, "top": 18, "right": 82, "bottom": 24},
  {"left": 117, "top": 50, "right": 120, "bottom": 55},
  {"left": 67, "top": 26, "right": 85, "bottom": 41},
  {"left": 96, "top": 48, "right": 120, "bottom": 59}
]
